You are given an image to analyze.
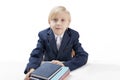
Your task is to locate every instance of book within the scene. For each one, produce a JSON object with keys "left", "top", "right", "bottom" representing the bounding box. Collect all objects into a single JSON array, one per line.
[
  {"left": 30, "top": 62, "right": 62, "bottom": 80},
  {"left": 30, "top": 67, "right": 70, "bottom": 80},
  {"left": 29, "top": 77, "right": 40, "bottom": 80},
  {"left": 51, "top": 67, "right": 70, "bottom": 80}
]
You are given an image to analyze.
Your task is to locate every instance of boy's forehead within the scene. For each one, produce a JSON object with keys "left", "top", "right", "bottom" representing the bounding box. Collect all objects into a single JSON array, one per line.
[{"left": 52, "top": 12, "right": 69, "bottom": 19}]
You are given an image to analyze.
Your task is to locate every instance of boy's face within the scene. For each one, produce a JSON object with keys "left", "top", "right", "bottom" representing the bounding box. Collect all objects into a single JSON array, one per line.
[{"left": 49, "top": 12, "right": 70, "bottom": 35}]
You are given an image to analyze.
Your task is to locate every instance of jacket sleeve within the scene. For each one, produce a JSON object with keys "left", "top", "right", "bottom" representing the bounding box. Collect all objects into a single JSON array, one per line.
[
  {"left": 24, "top": 32, "right": 45, "bottom": 74},
  {"left": 63, "top": 31, "right": 88, "bottom": 71}
]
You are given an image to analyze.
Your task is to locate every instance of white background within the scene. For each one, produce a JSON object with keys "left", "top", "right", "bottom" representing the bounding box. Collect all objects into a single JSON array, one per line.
[{"left": 0, "top": 0, "right": 120, "bottom": 80}]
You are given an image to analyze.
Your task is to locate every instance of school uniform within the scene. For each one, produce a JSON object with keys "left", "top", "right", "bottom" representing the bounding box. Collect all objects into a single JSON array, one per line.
[{"left": 24, "top": 28, "right": 88, "bottom": 74}]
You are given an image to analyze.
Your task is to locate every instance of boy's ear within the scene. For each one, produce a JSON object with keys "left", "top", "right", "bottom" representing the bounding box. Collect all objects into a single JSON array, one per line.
[{"left": 48, "top": 20, "right": 50, "bottom": 24}]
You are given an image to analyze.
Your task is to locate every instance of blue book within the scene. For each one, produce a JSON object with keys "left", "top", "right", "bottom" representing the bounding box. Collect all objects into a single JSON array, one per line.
[
  {"left": 30, "top": 62, "right": 62, "bottom": 80},
  {"left": 51, "top": 67, "right": 70, "bottom": 80}
]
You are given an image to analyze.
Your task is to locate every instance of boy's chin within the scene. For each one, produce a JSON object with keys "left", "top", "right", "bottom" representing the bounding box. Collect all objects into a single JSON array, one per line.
[{"left": 55, "top": 32, "right": 63, "bottom": 35}]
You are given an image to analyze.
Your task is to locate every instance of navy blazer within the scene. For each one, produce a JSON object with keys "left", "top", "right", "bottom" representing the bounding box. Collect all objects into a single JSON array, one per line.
[{"left": 24, "top": 28, "right": 88, "bottom": 74}]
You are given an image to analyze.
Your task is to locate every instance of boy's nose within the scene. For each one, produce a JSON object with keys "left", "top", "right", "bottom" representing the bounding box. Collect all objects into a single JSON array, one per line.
[{"left": 56, "top": 20, "right": 62, "bottom": 25}]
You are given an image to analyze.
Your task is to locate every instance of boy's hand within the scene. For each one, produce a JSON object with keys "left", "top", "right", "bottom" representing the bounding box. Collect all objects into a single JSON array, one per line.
[
  {"left": 51, "top": 60, "right": 64, "bottom": 66},
  {"left": 24, "top": 68, "right": 35, "bottom": 80}
]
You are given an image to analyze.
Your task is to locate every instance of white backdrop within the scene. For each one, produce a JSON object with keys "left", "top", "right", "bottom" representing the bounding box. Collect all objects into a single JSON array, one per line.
[{"left": 0, "top": 0, "right": 120, "bottom": 78}]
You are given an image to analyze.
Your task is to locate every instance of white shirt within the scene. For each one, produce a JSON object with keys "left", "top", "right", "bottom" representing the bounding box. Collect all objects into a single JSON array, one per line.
[{"left": 55, "top": 33, "right": 64, "bottom": 50}]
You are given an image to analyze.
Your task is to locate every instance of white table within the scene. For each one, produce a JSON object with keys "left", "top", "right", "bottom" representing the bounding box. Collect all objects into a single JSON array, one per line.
[
  {"left": 1, "top": 61, "right": 120, "bottom": 80},
  {"left": 68, "top": 63, "right": 120, "bottom": 80}
]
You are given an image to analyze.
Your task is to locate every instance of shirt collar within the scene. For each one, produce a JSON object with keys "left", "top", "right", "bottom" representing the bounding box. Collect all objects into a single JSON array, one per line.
[{"left": 55, "top": 33, "right": 64, "bottom": 39}]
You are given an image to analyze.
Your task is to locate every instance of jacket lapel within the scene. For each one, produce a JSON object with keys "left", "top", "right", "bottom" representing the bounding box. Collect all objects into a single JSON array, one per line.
[
  {"left": 47, "top": 28, "right": 71, "bottom": 54},
  {"left": 47, "top": 29, "right": 58, "bottom": 53},
  {"left": 59, "top": 30, "right": 70, "bottom": 52}
]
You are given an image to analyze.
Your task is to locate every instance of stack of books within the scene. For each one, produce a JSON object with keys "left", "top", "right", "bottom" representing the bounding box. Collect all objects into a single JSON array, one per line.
[{"left": 30, "top": 62, "right": 70, "bottom": 80}]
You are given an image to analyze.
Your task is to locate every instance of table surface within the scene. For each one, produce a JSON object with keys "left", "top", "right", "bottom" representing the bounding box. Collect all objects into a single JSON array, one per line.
[
  {"left": 68, "top": 63, "right": 120, "bottom": 80},
  {"left": 1, "top": 61, "right": 120, "bottom": 80}
]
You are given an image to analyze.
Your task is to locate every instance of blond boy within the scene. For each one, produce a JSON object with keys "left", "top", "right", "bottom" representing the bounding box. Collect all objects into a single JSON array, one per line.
[{"left": 24, "top": 6, "right": 88, "bottom": 80}]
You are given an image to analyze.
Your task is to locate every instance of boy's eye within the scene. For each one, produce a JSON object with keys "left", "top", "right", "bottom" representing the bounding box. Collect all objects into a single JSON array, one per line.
[
  {"left": 61, "top": 19, "right": 65, "bottom": 22},
  {"left": 52, "top": 18, "right": 65, "bottom": 22},
  {"left": 53, "top": 19, "right": 58, "bottom": 22}
]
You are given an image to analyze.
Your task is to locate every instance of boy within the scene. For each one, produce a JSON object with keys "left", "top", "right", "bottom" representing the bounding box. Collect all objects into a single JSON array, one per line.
[{"left": 24, "top": 6, "right": 88, "bottom": 80}]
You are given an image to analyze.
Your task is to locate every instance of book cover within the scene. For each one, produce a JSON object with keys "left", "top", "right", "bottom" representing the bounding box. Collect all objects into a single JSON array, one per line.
[
  {"left": 51, "top": 67, "right": 70, "bottom": 80},
  {"left": 30, "top": 62, "right": 62, "bottom": 80},
  {"left": 59, "top": 70, "right": 70, "bottom": 80}
]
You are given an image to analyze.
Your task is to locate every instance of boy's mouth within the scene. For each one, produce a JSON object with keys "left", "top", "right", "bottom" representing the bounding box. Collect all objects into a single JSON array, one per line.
[{"left": 55, "top": 27, "right": 62, "bottom": 30}]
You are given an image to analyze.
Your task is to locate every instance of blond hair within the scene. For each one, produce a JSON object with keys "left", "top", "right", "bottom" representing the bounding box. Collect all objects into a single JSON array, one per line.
[{"left": 48, "top": 6, "right": 71, "bottom": 23}]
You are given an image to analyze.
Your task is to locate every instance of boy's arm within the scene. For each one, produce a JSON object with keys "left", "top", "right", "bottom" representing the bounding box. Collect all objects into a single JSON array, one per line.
[
  {"left": 63, "top": 32, "right": 88, "bottom": 71},
  {"left": 24, "top": 32, "right": 44, "bottom": 74}
]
